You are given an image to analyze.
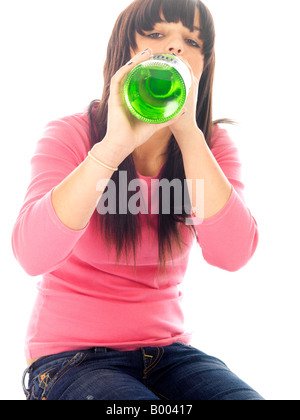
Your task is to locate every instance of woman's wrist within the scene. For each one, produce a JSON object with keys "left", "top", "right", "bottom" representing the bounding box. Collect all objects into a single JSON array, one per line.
[
  {"left": 172, "top": 124, "right": 204, "bottom": 153},
  {"left": 91, "top": 136, "right": 132, "bottom": 168}
]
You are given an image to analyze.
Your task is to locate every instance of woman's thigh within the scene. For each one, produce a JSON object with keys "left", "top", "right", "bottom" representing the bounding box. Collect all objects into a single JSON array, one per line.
[
  {"left": 149, "top": 344, "right": 264, "bottom": 401},
  {"left": 56, "top": 369, "right": 160, "bottom": 400}
]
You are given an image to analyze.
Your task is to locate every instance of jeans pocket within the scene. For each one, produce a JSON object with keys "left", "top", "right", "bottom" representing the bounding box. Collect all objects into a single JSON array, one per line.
[{"left": 25, "top": 352, "right": 87, "bottom": 400}]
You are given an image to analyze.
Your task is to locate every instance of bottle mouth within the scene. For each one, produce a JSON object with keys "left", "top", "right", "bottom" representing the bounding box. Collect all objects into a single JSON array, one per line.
[{"left": 145, "top": 68, "right": 173, "bottom": 98}]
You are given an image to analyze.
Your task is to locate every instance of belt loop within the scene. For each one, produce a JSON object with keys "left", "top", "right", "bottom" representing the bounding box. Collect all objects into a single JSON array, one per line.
[
  {"left": 94, "top": 347, "right": 107, "bottom": 353},
  {"left": 22, "top": 366, "right": 32, "bottom": 399}
]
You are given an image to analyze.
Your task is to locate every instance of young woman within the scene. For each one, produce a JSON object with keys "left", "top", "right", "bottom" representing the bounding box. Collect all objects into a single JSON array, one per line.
[{"left": 13, "top": 0, "right": 263, "bottom": 400}]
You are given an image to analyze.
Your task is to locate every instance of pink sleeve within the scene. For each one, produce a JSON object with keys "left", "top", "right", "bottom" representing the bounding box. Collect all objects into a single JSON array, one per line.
[
  {"left": 192, "top": 126, "right": 259, "bottom": 272},
  {"left": 11, "top": 115, "right": 90, "bottom": 276}
]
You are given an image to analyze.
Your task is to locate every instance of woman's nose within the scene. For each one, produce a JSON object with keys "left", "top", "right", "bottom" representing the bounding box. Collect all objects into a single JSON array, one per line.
[
  {"left": 166, "top": 37, "right": 184, "bottom": 55},
  {"left": 168, "top": 46, "right": 182, "bottom": 54}
]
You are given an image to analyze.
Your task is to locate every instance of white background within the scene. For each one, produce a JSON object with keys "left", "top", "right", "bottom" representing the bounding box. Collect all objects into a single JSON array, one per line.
[{"left": 1, "top": 0, "right": 299, "bottom": 400}]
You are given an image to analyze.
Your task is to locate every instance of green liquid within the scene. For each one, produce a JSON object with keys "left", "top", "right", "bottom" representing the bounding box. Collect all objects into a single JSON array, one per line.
[{"left": 124, "top": 64, "right": 186, "bottom": 124}]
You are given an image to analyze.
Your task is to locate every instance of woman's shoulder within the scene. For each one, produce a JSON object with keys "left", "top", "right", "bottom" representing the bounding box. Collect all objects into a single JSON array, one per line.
[
  {"left": 45, "top": 110, "right": 90, "bottom": 141},
  {"left": 210, "top": 123, "right": 240, "bottom": 159},
  {"left": 211, "top": 123, "right": 235, "bottom": 148},
  {"left": 38, "top": 109, "right": 91, "bottom": 162}
]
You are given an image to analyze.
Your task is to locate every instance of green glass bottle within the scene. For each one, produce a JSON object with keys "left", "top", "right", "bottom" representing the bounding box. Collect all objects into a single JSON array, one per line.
[{"left": 123, "top": 53, "right": 191, "bottom": 124}]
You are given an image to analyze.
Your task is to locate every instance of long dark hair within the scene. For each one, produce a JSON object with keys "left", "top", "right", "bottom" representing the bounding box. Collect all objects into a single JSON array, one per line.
[{"left": 88, "top": 0, "right": 218, "bottom": 272}]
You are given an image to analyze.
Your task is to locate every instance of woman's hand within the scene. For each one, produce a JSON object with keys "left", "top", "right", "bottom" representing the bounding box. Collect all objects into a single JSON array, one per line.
[{"left": 100, "top": 48, "right": 186, "bottom": 160}]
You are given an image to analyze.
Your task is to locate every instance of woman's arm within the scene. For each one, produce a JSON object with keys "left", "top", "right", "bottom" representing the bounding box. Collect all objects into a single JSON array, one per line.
[
  {"left": 176, "top": 124, "right": 258, "bottom": 272},
  {"left": 169, "top": 65, "right": 258, "bottom": 271},
  {"left": 11, "top": 118, "right": 127, "bottom": 276}
]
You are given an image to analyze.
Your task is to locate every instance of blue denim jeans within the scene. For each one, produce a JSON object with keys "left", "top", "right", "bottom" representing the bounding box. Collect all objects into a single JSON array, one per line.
[{"left": 22, "top": 343, "right": 264, "bottom": 400}]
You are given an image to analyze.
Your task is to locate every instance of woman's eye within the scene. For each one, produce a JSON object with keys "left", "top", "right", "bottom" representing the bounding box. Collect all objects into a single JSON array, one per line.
[
  {"left": 186, "top": 39, "right": 200, "bottom": 48},
  {"left": 146, "top": 33, "right": 201, "bottom": 48},
  {"left": 147, "top": 33, "right": 163, "bottom": 39}
]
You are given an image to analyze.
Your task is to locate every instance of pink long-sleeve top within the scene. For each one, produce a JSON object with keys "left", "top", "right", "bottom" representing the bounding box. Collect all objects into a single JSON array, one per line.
[{"left": 12, "top": 111, "right": 258, "bottom": 359}]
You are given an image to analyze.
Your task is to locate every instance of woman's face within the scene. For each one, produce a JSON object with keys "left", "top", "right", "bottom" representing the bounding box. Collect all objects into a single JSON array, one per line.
[{"left": 132, "top": 8, "right": 205, "bottom": 81}]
